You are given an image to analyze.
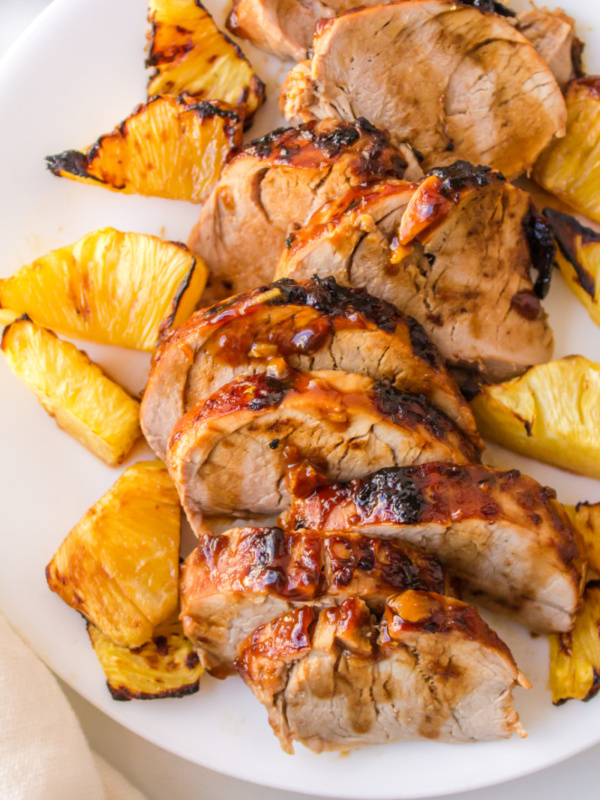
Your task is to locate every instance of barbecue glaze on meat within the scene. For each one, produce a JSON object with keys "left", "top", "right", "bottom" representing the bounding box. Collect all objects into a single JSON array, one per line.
[
  {"left": 280, "top": 0, "right": 566, "bottom": 177},
  {"left": 237, "top": 594, "right": 529, "bottom": 752},
  {"left": 188, "top": 119, "right": 417, "bottom": 305},
  {"left": 282, "top": 464, "right": 584, "bottom": 632},
  {"left": 166, "top": 370, "right": 480, "bottom": 532},
  {"left": 277, "top": 165, "right": 555, "bottom": 381},
  {"left": 140, "top": 278, "right": 481, "bottom": 459},
  {"left": 180, "top": 526, "right": 446, "bottom": 674}
]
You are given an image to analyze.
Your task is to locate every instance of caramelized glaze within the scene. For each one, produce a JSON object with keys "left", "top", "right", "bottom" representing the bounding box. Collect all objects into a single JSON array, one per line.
[
  {"left": 287, "top": 463, "right": 580, "bottom": 570},
  {"left": 185, "top": 526, "right": 446, "bottom": 603}
]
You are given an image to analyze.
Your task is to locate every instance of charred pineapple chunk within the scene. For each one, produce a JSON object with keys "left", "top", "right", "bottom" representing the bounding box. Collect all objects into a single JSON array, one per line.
[
  {"left": 0, "top": 228, "right": 207, "bottom": 350},
  {"left": 147, "top": 0, "right": 265, "bottom": 125},
  {"left": 549, "top": 581, "right": 600, "bottom": 704},
  {"left": 46, "top": 461, "right": 180, "bottom": 647},
  {"left": 2, "top": 319, "right": 140, "bottom": 466},
  {"left": 471, "top": 356, "right": 600, "bottom": 479},
  {"left": 46, "top": 96, "right": 242, "bottom": 202},
  {"left": 564, "top": 502, "right": 600, "bottom": 574},
  {"left": 545, "top": 208, "right": 600, "bottom": 327},
  {"left": 89, "top": 620, "right": 203, "bottom": 700},
  {"left": 534, "top": 78, "right": 600, "bottom": 223}
]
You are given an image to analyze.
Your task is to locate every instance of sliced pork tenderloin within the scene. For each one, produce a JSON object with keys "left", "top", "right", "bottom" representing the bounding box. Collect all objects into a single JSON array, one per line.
[
  {"left": 517, "top": 7, "right": 583, "bottom": 89},
  {"left": 236, "top": 593, "right": 529, "bottom": 753},
  {"left": 277, "top": 164, "right": 555, "bottom": 381},
  {"left": 166, "top": 370, "right": 480, "bottom": 532},
  {"left": 141, "top": 277, "right": 481, "bottom": 459},
  {"left": 188, "top": 118, "right": 418, "bottom": 305},
  {"left": 282, "top": 463, "right": 584, "bottom": 632},
  {"left": 280, "top": 0, "right": 566, "bottom": 178},
  {"left": 180, "top": 526, "right": 446, "bottom": 674}
]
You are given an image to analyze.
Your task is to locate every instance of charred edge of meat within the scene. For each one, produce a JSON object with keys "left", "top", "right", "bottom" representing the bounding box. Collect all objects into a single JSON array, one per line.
[
  {"left": 373, "top": 379, "right": 461, "bottom": 443},
  {"left": 572, "top": 38, "right": 585, "bottom": 80},
  {"left": 270, "top": 276, "right": 409, "bottom": 336},
  {"left": 544, "top": 207, "right": 599, "bottom": 298},
  {"left": 242, "top": 118, "right": 406, "bottom": 175},
  {"left": 524, "top": 206, "right": 557, "bottom": 300},
  {"left": 455, "top": 0, "right": 516, "bottom": 18},
  {"left": 355, "top": 467, "right": 425, "bottom": 524},
  {"left": 406, "top": 317, "right": 442, "bottom": 368},
  {"left": 427, "top": 161, "right": 498, "bottom": 199}
]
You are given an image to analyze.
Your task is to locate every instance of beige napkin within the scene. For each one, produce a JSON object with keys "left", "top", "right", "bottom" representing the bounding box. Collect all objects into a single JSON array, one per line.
[{"left": 0, "top": 612, "right": 148, "bottom": 800}]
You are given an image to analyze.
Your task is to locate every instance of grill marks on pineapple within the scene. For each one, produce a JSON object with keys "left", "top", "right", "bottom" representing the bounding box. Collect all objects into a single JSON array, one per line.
[{"left": 46, "top": 96, "right": 243, "bottom": 203}]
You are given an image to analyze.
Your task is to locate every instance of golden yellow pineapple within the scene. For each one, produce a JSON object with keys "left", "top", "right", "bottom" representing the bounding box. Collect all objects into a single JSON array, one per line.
[
  {"left": 534, "top": 78, "right": 600, "bottom": 223},
  {"left": 0, "top": 228, "right": 207, "bottom": 350},
  {"left": 2, "top": 319, "right": 140, "bottom": 466},
  {"left": 46, "top": 95, "right": 242, "bottom": 202},
  {"left": 88, "top": 620, "right": 203, "bottom": 700},
  {"left": 470, "top": 356, "right": 600, "bottom": 479},
  {"left": 147, "top": 0, "right": 265, "bottom": 125},
  {"left": 545, "top": 208, "right": 600, "bottom": 327},
  {"left": 46, "top": 461, "right": 180, "bottom": 647},
  {"left": 549, "top": 581, "right": 600, "bottom": 704},
  {"left": 564, "top": 502, "right": 600, "bottom": 575}
]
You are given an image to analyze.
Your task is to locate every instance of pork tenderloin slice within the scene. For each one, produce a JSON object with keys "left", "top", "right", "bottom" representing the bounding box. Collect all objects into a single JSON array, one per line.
[
  {"left": 282, "top": 463, "right": 584, "bottom": 632},
  {"left": 226, "top": 0, "right": 576, "bottom": 76},
  {"left": 280, "top": 0, "right": 566, "bottom": 178},
  {"left": 141, "top": 276, "right": 481, "bottom": 459},
  {"left": 517, "top": 7, "right": 582, "bottom": 89},
  {"left": 166, "top": 370, "right": 480, "bottom": 532},
  {"left": 187, "top": 118, "right": 413, "bottom": 305},
  {"left": 277, "top": 165, "right": 555, "bottom": 381},
  {"left": 236, "top": 593, "right": 528, "bottom": 753},
  {"left": 180, "top": 525, "right": 446, "bottom": 674}
]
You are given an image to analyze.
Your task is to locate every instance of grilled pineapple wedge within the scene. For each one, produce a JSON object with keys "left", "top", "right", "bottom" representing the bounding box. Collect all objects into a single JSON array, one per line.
[
  {"left": 471, "top": 356, "right": 600, "bottom": 479},
  {"left": 549, "top": 581, "right": 600, "bottom": 704},
  {"left": 0, "top": 228, "right": 207, "bottom": 350},
  {"left": 564, "top": 502, "right": 600, "bottom": 575},
  {"left": 46, "top": 95, "right": 242, "bottom": 202},
  {"left": 2, "top": 319, "right": 140, "bottom": 466},
  {"left": 89, "top": 620, "right": 203, "bottom": 700},
  {"left": 534, "top": 77, "right": 600, "bottom": 223},
  {"left": 545, "top": 208, "right": 600, "bottom": 327},
  {"left": 147, "top": 0, "right": 265, "bottom": 126},
  {"left": 46, "top": 461, "right": 180, "bottom": 647}
]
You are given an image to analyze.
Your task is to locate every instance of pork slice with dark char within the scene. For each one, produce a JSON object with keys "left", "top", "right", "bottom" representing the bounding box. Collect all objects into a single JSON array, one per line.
[
  {"left": 188, "top": 118, "right": 418, "bottom": 306},
  {"left": 281, "top": 463, "right": 584, "bottom": 632},
  {"left": 166, "top": 370, "right": 480, "bottom": 533},
  {"left": 236, "top": 593, "right": 529, "bottom": 753},
  {"left": 180, "top": 525, "right": 446, "bottom": 675},
  {"left": 140, "top": 277, "right": 481, "bottom": 459},
  {"left": 280, "top": 0, "right": 566, "bottom": 178},
  {"left": 277, "top": 165, "right": 555, "bottom": 382}
]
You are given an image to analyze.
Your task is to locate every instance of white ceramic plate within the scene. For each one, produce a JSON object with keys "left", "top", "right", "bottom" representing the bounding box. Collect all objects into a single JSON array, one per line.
[{"left": 1, "top": 0, "right": 600, "bottom": 796}]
